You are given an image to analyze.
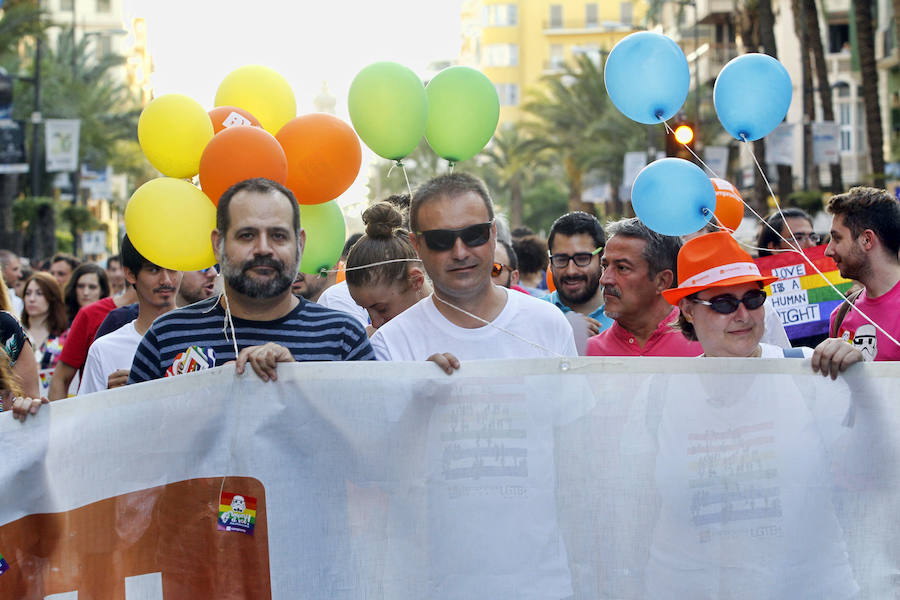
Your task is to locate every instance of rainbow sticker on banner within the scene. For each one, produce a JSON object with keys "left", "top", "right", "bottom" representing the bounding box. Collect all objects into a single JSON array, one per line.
[
  {"left": 0, "top": 551, "right": 9, "bottom": 575},
  {"left": 754, "top": 245, "right": 852, "bottom": 340},
  {"left": 217, "top": 492, "right": 256, "bottom": 535}
]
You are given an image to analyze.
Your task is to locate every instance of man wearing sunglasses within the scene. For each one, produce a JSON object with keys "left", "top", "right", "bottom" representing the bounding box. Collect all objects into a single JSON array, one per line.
[
  {"left": 542, "top": 212, "right": 613, "bottom": 339},
  {"left": 491, "top": 239, "right": 522, "bottom": 290},
  {"left": 369, "top": 172, "right": 578, "bottom": 600},
  {"left": 587, "top": 218, "right": 703, "bottom": 357},
  {"left": 370, "top": 173, "right": 576, "bottom": 368}
]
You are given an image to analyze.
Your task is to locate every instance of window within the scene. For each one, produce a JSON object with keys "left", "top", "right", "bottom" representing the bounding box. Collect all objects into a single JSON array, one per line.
[
  {"left": 97, "top": 0, "right": 111, "bottom": 12},
  {"left": 586, "top": 3, "right": 598, "bottom": 27},
  {"left": 550, "top": 5, "right": 563, "bottom": 28},
  {"left": 495, "top": 83, "right": 520, "bottom": 106},
  {"left": 620, "top": 2, "right": 633, "bottom": 25},
  {"left": 483, "top": 4, "right": 518, "bottom": 26},
  {"left": 828, "top": 23, "right": 850, "bottom": 54},
  {"left": 485, "top": 44, "right": 519, "bottom": 67},
  {"left": 550, "top": 44, "right": 565, "bottom": 69}
]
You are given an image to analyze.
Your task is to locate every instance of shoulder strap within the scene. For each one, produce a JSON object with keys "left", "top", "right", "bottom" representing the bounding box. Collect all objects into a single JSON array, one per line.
[
  {"left": 830, "top": 287, "right": 864, "bottom": 338},
  {"left": 782, "top": 347, "right": 806, "bottom": 358}
]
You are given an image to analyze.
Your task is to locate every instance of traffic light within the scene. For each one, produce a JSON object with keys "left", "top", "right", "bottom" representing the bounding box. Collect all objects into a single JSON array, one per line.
[{"left": 666, "top": 119, "right": 696, "bottom": 161}]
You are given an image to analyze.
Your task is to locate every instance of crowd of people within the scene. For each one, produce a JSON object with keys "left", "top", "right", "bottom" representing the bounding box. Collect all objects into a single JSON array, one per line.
[{"left": 0, "top": 174, "right": 895, "bottom": 420}]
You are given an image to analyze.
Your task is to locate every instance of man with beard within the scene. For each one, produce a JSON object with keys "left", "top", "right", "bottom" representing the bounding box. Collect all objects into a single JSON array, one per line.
[
  {"left": 812, "top": 186, "right": 900, "bottom": 376},
  {"left": 586, "top": 218, "right": 702, "bottom": 357},
  {"left": 541, "top": 212, "right": 613, "bottom": 336},
  {"left": 79, "top": 236, "right": 182, "bottom": 394},
  {"left": 128, "top": 178, "right": 374, "bottom": 384}
]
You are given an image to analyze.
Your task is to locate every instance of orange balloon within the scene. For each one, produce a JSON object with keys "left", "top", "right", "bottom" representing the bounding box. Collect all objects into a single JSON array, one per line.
[
  {"left": 545, "top": 268, "right": 556, "bottom": 293},
  {"left": 198, "top": 126, "right": 288, "bottom": 205},
  {"left": 276, "top": 114, "right": 362, "bottom": 205},
  {"left": 710, "top": 178, "right": 744, "bottom": 232},
  {"left": 208, "top": 105, "right": 261, "bottom": 134}
]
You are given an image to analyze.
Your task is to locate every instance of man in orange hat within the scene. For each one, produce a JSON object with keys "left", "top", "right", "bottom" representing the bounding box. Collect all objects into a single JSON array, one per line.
[
  {"left": 587, "top": 218, "right": 702, "bottom": 357},
  {"left": 812, "top": 187, "right": 900, "bottom": 377}
]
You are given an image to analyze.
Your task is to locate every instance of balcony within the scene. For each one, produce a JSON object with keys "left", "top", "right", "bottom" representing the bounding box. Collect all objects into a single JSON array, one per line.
[
  {"left": 695, "top": 0, "right": 735, "bottom": 24},
  {"left": 697, "top": 42, "right": 738, "bottom": 83},
  {"left": 542, "top": 19, "right": 635, "bottom": 35}
]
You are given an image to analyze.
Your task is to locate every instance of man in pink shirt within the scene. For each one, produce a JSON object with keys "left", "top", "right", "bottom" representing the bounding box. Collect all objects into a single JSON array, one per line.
[
  {"left": 813, "top": 186, "right": 900, "bottom": 377},
  {"left": 586, "top": 218, "right": 702, "bottom": 357}
]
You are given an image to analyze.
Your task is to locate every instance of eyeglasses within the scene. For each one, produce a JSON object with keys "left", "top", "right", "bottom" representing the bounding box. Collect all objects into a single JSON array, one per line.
[
  {"left": 549, "top": 247, "right": 602, "bottom": 269},
  {"left": 415, "top": 221, "right": 493, "bottom": 252},
  {"left": 791, "top": 232, "right": 823, "bottom": 244},
  {"left": 491, "top": 262, "right": 513, "bottom": 277},
  {"left": 691, "top": 289, "right": 767, "bottom": 314}
]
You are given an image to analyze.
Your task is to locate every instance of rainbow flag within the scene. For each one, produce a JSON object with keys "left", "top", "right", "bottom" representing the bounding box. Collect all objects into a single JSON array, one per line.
[
  {"left": 0, "top": 551, "right": 8, "bottom": 575},
  {"left": 217, "top": 492, "right": 256, "bottom": 535},
  {"left": 754, "top": 245, "right": 852, "bottom": 340}
]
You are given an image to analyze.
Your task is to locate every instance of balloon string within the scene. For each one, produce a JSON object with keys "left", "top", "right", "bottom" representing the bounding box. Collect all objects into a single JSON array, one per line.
[
  {"left": 448, "top": 161, "right": 455, "bottom": 175},
  {"left": 400, "top": 161, "right": 413, "bottom": 199},
  {"left": 320, "top": 258, "right": 422, "bottom": 274},
  {"left": 740, "top": 137, "right": 900, "bottom": 350}
]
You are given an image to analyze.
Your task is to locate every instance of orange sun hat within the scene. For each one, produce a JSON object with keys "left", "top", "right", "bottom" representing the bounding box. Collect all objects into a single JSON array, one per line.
[{"left": 662, "top": 231, "right": 779, "bottom": 305}]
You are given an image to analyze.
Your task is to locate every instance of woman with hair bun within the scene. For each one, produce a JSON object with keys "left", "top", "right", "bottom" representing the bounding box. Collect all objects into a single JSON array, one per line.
[{"left": 345, "top": 202, "right": 431, "bottom": 336}]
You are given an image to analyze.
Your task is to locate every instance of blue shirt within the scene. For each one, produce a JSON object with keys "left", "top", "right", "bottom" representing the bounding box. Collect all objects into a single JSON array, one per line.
[
  {"left": 128, "top": 295, "right": 374, "bottom": 384},
  {"left": 540, "top": 291, "right": 614, "bottom": 332}
]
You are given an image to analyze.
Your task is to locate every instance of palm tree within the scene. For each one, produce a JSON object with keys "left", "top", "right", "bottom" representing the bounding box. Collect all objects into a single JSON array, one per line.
[
  {"left": 854, "top": 0, "right": 886, "bottom": 187},
  {"left": 480, "top": 123, "right": 537, "bottom": 228},
  {"left": 523, "top": 53, "right": 647, "bottom": 215}
]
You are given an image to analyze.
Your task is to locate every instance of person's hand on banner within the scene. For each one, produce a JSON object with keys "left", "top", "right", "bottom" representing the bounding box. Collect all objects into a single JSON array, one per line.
[
  {"left": 811, "top": 338, "right": 864, "bottom": 379},
  {"left": 427, "top": 352, "right": 460, "bottom": 375},
  {"left": 11, "top": 396, "right": 48, "bottom": 423},
  {"left": 107, "top": 369, "right": 130, "bottom": 390},
  {"left": 234, "top": 343, "right": 295, "bottom": 382}
]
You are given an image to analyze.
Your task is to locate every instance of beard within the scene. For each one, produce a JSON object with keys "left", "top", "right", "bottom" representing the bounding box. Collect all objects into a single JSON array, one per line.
[
  {"left": 219, "top": 245, "right": 299, "bottom": 299},
  {"left": 555, "top": 270, "right": 602, "bottom": 306}
]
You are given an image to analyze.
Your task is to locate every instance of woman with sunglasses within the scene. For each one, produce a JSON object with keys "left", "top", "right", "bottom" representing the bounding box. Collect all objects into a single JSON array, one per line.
[
  {"left": 345, "top": 202, "right": 431, "bottom": 335},
  {"left": 642, "top": 231, "right": 863, "bottom": 598},
  {"left": 663, "top": 232, "right": 807, "bottom": 358}
]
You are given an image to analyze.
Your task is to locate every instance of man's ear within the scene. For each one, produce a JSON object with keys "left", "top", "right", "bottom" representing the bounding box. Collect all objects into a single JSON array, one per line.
[
  {"left": 679, "top": 297, "right": 695, "bottom": 323},
  {"left": 409, "top": 231, "right": 421, "bottom": 255},
  {"left": 510, "top": 269, "right": 520, "bottom": 287},
  {"left": 211, "top": 229, "right": 223, "bottom": 262},
  {"left": 298, "top": 228, "right": 306, "bottom": 253},
  {"left": 124, "top": 266, "right": 137, "bottom": 286},
  {"left": 655, "top": 269, "right": 674, "bottom": 293},
  {"left": 860, "top": 229, "right": 876, "bottom": 251}
]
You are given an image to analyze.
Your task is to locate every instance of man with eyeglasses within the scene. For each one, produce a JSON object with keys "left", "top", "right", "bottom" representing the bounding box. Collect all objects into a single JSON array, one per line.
[
  {"left": 371, "top": 173, "right": 575, "bottom": 367},
  {"left": 587, "top": 218, "right": 703, "bottom": 357},
  {"left": 542, "top": 212, "right": 613, "bottom": 338},
  {"left": 369, "top": 172, "right": 578, "bottom": 600}
]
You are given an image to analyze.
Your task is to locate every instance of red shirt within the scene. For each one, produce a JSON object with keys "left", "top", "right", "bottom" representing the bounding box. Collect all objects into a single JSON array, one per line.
[
  {"left": 58, "top": 296, "right": 117, "bottom": 370},
  {"left": 586, "top": 307, "right": 703, "bottom": 357}
]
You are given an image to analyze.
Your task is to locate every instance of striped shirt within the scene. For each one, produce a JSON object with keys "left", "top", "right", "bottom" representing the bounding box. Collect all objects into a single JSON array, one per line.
[{"left": 128, "top": 296, "right": 374, "bottom": 384}]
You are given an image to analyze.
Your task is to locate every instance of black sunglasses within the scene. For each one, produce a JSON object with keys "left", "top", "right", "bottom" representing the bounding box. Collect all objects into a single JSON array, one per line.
[
  {"left": 691, "top": 289, "right": 767, "bottom": 314},
  {"left": 415, "top": 221, "right": 493, "bottom": 252},
  {"left": 549, "top": 247, "right": 602, "bottom": 269}
]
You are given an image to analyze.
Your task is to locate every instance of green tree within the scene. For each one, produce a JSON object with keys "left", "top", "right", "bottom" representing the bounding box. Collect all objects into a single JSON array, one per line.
[
  {"left": 522, "top": 53, "right": 648, "bottom": 216},
  {"left": 480, "top": 122, "right": 543, "bottom": 228},
  {"left": 853, "top": 0, "right": 886, "bottom": 187}
]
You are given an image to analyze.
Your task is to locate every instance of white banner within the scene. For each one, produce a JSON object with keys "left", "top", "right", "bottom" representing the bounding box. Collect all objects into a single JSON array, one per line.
[
  {"left": 812, "top": 121, "right": 840, "bottom": 165},
  {"left": 1, "top": 359, "right": 898, "bottom": 599},
  {"left": 44, "top": 118, "right": 81, "bottom": 172}
]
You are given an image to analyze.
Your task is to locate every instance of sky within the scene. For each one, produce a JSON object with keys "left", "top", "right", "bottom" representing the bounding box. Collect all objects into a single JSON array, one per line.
[{"left": 120, "top": 0, "right": 466, "bottom": 217}]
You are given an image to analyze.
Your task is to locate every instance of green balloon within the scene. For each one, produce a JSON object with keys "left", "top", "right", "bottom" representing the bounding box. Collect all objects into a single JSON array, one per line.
[
  {"left": 348, "top": 62, "right": 428, "bottom": 161},
  {"left": 425, "top": 67, "right": 500, "bottom": 163},
  {"left": 299, "top": 200, "right": 346, "bottom": 275}
]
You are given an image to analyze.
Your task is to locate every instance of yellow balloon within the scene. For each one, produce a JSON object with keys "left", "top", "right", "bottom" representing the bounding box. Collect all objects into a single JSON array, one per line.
[
  {"left": 215, "top": 65, "right": 297, "bottom": 135},
  {"left": 138, "top": 94, "right": 213, "bottom": 178},
  {"left": 124, "top": 178, "right": 217, "bottom": 271}
]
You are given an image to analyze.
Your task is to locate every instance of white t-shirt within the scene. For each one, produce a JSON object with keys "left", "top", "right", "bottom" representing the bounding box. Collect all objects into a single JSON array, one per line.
[
  {"left": 371, "top": 287, "right": 577, "bottom": 361},
  {"left": 8, "top": 288, "right": 23, "bottom": 319},
  {"left": 79, "top": 320, "right": 143, "bottom": 395},
  {"left": 316, "top": 281, "right": 369, "bottom": 329}
]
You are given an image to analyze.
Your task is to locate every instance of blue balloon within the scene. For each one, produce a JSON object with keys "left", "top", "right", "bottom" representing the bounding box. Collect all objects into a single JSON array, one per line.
[
  {"left": 632, "top": 158, "right": 716, "bottom": 236},
  {"left": 604, "top": 32, "right": 690, "bottom": 124},
  {"left": 714, "top": 53, "right": 792, "bottom": 141}
]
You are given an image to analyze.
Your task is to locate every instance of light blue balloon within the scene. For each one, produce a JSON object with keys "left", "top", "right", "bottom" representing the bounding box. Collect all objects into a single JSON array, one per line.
[
  {"left": 604, "top": 32, "right": 690, "bottom": 124},
  {"left": 632, "top": 158, "right": 716, "bottom": 236},
  {"left": 714, "top": 53, "right": 792, "bottom": 141}
]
